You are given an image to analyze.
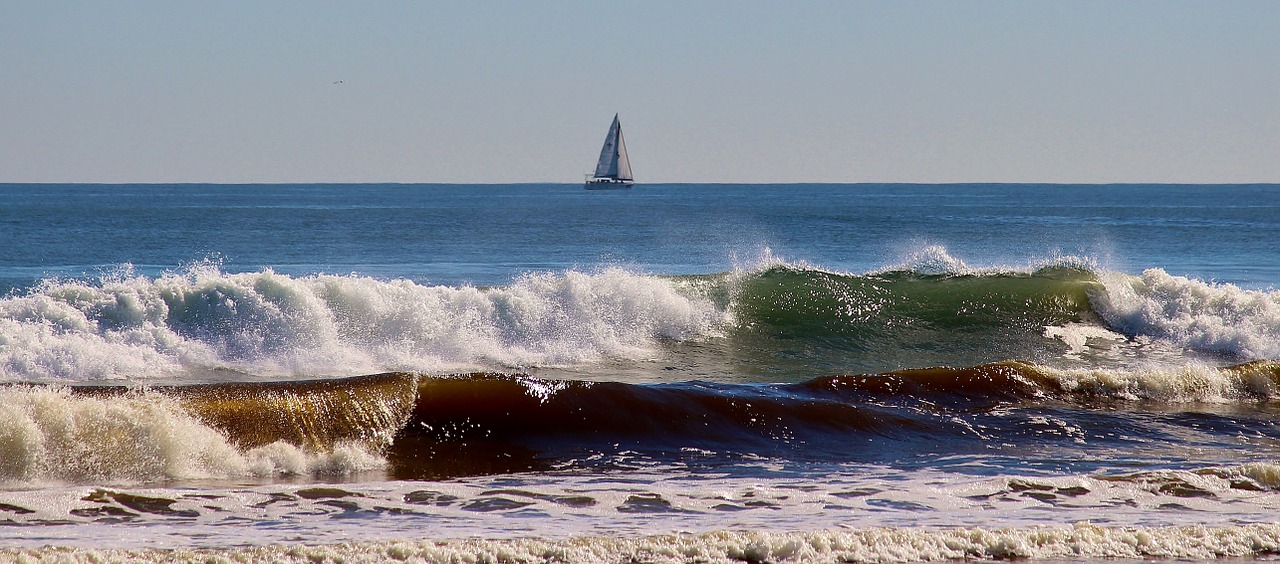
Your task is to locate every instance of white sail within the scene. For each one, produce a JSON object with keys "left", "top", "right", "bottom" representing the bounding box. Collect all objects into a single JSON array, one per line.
[
  {"left": 592, "top": 114, "right": 632, "bottom": 181},
  {"left": 614, "top": 121, "right": 632, "bottom": 181}
]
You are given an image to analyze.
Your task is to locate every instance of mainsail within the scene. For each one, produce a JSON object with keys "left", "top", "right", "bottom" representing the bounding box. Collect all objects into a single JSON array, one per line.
[{"left": 592, "top": 114, "right": 633, "bottom": 181}]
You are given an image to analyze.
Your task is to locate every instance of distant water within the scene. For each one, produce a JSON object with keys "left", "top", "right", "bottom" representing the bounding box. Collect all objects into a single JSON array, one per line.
[{"left": 2, "top": 183, "right": 1280, "bottom": 562}]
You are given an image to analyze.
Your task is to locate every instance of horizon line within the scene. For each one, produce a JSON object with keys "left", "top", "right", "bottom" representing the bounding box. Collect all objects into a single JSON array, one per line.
[{"left": 3, "top": 181, "right": 1279, "bottom": 187}]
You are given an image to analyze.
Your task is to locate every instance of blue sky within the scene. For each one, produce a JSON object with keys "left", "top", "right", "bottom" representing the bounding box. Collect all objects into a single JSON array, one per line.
[{"left": 1, "top": 1, "right": 1276, "bottom": 183}]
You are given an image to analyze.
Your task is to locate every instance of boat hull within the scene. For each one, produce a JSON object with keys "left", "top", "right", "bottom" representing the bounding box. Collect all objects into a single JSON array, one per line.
[{"left": 584, "top": 179, "right": 634, "bottom": 190}]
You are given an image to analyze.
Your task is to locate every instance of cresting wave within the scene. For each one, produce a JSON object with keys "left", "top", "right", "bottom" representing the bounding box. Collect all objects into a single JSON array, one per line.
[
  {"left": 1093, "top": 267, "right": 1280, "bottom": 359},
  {"left": 0, "top": 264, "right": 724, "bottom": 381},
  {"left": 3, "top": 252, "right": 1278, "bottom": 382},
  {"left": 4, "top": 360, "right": 1279, "bottom": 484},
  {"left": 6, "top": 523, "right": 1280, "bottom": 563}
]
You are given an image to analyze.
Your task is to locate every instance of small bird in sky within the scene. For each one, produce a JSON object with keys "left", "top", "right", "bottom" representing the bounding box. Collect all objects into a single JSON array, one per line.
[{"left": 333, "top": 80, "right": 346, "bottom": 84}]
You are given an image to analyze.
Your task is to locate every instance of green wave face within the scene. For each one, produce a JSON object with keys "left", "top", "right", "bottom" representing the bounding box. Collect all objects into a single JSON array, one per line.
[{"left": 710, "top": 266, "right": 1101, "bottom": 376}]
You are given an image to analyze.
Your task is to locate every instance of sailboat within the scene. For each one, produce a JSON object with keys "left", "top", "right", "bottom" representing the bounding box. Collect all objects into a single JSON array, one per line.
[{"left": 584, "top": 114, "right": 634, "bottom": 189}]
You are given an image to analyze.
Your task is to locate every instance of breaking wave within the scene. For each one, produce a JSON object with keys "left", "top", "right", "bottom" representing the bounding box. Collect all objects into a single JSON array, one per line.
[
  {"left": 5, "top": 360, "right": 1279, "bottom": 485},
  {"left": 0, "top": 250, "right": 1277, "bottom": 387},
  {"left": 0, "top": 264, "right": 724, "bottom": 381},
  {"left": 1092, "top": 268, "right": 1280, "bottom": 359},
  {"left": 0, "top": 373, "right": 414, "bottom": 485}
]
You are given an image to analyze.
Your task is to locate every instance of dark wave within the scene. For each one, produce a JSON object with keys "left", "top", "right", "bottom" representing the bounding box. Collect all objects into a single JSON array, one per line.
[
  {"left": 54, "top": 359, "right": 1280, "bottom": 481},
  {"left": 392, "top": 361, "right": 1280, "bottom": 478},
  {"left": 388, "top": 372, "right": 933, "bottom": 478}
]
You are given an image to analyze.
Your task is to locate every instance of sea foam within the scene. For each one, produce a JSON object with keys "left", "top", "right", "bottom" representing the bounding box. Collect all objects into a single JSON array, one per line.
[
  {"left": 1092, "top": 268, "right": 1280, "bottom": 359},
  {"left": 0, "top": 265, "right": 725, "bottom": 381},
  {"left": 1036, "top": 361, "right": 1280, "bottom": 403},
  {"left": 6, "top": 523, "right": 1280, "bottom": 563}
]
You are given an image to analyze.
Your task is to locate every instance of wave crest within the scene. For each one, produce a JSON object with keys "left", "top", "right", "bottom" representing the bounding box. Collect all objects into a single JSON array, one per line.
[
  {"left": 1092, "top": 269, "right": 1280, "bottom": 359},
  {"left": 3, "top": 256, "right": 1279, "bottom": 383},
  {"left": 0, "top": 266, "right": 726, "bottom": 381}
]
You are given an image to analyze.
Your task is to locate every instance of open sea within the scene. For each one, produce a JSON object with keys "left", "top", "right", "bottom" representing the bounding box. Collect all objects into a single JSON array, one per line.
[{"left": 2, "top": 182, "right": 1280, "bottom": 562}]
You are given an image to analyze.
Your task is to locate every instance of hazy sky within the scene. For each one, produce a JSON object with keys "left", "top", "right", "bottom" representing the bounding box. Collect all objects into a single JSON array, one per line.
[{"left": 2, "top": 1, "right": 1276, "bottom": 183}]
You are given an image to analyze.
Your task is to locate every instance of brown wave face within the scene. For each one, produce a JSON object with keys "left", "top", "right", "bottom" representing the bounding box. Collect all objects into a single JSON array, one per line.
[
  {"left": 384, "top": 361, "right": 1280, "bottom": 480},
  {"left": 809, "top": 360, "right": 1280, "bottom": 404},
  {"left": 61, "top": 360, "right": 1280, "bottom": 482},
  {"left": 380, "top": 373, "right": 933, "bottom": 480},
  {"left": 799, "top": 361, "right": 1058, "bottom": 403},
  {"left": 382, "top": 367, "right": 1063, "bottom": 480},
  {"left": 72, "top": 373, "right": 419, "bottom": 452}
]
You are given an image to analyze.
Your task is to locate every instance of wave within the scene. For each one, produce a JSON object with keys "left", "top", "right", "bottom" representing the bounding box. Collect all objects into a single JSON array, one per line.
[
  {"left": 730, "top": 249, "right": 1280, "bottom": 364},
  {"left": 0, "top": 374, "right": 413, "bottom": 484},
  {"left": 1092, "top": 268, "right": 1280, "bottom": 359},
  {"left": 826, "top": 359, "right": 1280, "bottom": 404},
  {"left": 389, "top": 362, "right": 1280, "bottom": 478},
  {"left": 724, "top": 259, "right": 1098, "bottom": 366},
  {"left": 0, "top": 264, "right": 724, "bottom": 381},
  {"left": 1, "top": 253, "right": 1278, "bottom": 383},
  {"left": 7, "top": 522, "right": 1280, "bottom": 562},
  {"left": 6, "top": 360, "right": 1278, "bottom": 484}
]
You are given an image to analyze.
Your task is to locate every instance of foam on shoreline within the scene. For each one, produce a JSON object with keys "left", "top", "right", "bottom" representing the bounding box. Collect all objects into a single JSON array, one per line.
[{"left": 6, "top": 523, "right": 1280, "bottom": 563}]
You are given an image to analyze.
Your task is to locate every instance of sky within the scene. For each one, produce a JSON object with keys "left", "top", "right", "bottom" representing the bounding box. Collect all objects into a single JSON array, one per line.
[{"left": 1, "top": 1, "right": 1277, "bottom": 184}]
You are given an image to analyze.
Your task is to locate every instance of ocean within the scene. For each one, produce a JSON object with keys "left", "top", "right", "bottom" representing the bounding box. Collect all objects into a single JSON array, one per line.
[{"left": 1, "top": 182, "right": 1279, "bottom": 562}]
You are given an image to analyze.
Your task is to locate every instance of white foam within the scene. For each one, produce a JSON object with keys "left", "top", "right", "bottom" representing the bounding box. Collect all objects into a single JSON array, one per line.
[
  {"left": 1043, "top": 322, "right": 1127, "bottom": 355},
  {"left": 1092, "top": 268, "right": 1280, "bottom": 359},
  {"left": 0, "top": 265, "right": 726, "bottom": 381},
  {"left": 6, "top": 522, "right": 1280, "bottom": 562},
  {"left": 3, "top": 462, "right": 1280, "bottom": 553},
  {"left": 1035, "top": 362, "right": 1279, "bottom": 402},
  {"left": 0, "top": 387, "right": 384, "bottom": 485},
  {"left": 1216, "top": 462, "right": 1280, "bottom": 489}
]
